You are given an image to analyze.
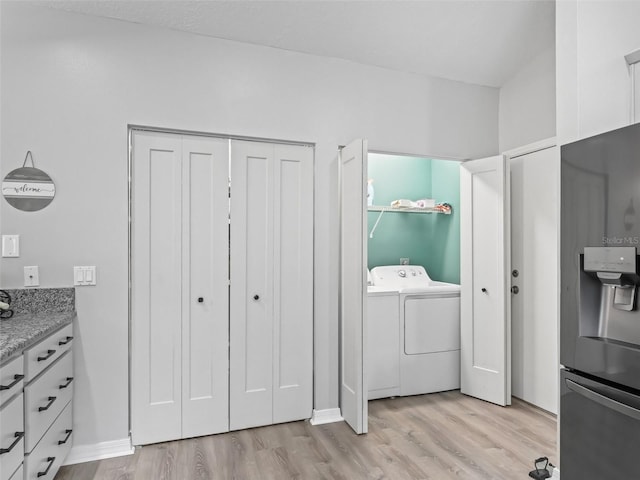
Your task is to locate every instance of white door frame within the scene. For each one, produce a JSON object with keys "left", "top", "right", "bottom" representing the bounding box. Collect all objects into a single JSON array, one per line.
[
  {"left": 127, "top": 125, "right": 316, "bottom": 437},
  {"left": 503, "top": 137, "right": 557, "bottom": 160}
]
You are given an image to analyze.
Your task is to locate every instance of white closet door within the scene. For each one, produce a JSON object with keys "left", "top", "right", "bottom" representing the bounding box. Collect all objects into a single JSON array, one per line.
[
  {"left": 181, "top": 136, "right": 230, "bottom": 437},
  {"left": 271, "top": 143, "right": 313, "bottom": 424},
  {"left": 229, "top": 140, "right": 275, "bottom": 430},
  {"left": 339, "top": 139, "right": 368, "bottom": 435},
  {"left": 229, "top": 140, "right": 313, "bottom": 430},
  {"left": 510, "top": 146, "right": 559, "bottom": 414},
  {"left": 131, "top": 131, "right": 183, "bottom": 445},
  {"left": 460, "top": 155, "right": 511, "bottom": 407}
]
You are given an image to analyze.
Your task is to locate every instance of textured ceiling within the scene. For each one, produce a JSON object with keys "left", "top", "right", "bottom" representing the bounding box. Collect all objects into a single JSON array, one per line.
[{"left": 37, "top": 0, "right": 555, "bottom": 88}]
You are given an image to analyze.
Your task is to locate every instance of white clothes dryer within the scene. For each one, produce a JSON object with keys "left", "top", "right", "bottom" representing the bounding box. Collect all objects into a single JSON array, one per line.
[{"left": 370, "top": 265, "right": 460, "bottom": 396}]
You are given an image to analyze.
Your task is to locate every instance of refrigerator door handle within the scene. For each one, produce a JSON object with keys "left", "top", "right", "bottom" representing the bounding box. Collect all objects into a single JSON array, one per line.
[{"left": 566, "top": 378, "right": 640, "bottom": 421}]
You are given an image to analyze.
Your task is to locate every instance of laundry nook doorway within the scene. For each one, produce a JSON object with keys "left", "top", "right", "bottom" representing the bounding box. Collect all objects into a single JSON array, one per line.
[{"left": 339, "top": 140, "right": 512, "bottom": 435}]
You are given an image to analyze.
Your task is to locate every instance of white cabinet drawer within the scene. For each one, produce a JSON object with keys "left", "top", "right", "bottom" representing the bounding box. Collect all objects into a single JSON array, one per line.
[
  {"left": 7, "top": 464, "right": 22, "bottom": 480},
  {"left": 24, "top": 324, "right": 73, "bottom": 382},
  {"left": 0, "top": 356, "right": 24, "bottom": 406},
  {"left": 24, "top": 351, "right": 73, "bottom": 453},
  {"left": 25, "top": 402, "right": 72, "bottom": 480},
  {"left": 0, "top": 394, "right": 24, "bottom": 480}
]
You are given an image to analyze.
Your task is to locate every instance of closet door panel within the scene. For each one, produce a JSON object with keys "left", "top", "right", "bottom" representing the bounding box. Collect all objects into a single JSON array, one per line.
[
  {"left": 272, "top": 144, "right": 314, "bottom": 423},
  {"left": 230, "top": 141, "right": 274, "bottom": 430},
  {"left": 131, "top": 132, "right": 183, "bottom": 445},
  {"left": 181, "top": 137, "right": 230, "bottom": 437}
]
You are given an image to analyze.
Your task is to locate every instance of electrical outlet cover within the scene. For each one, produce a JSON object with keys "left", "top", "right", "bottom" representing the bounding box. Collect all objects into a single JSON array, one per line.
[
  {"left": 24, "top": 266, "right": 39, "bottom": 286},
  {"left": 2, "top": 235, "right": 19, "bottom": 257}
]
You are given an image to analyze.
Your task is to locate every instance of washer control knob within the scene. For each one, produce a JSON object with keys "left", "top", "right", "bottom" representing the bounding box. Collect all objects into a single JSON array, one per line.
[{"left": 398, "top": 270, "right": 406, "bottom": 278}]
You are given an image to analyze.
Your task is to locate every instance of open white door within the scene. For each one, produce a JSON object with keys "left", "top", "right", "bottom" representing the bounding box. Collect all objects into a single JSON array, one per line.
[
  {"left": 460, "top": 155, "right": 511, "bottom": 406},
  {"left": 339, "top": 139, "right": 368, "bottom": 434}
]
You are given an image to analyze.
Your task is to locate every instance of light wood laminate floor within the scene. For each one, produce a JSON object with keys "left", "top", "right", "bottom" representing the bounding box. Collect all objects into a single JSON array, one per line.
[{"left": 55, "top": 391, "right": 556, "bottom": 480}]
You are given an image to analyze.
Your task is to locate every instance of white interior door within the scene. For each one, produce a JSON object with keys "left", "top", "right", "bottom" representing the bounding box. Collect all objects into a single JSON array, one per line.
[
  {"left": 339, "top": 139, "right": 368, "bottom": 434},
  {"left": 271, "top": 143, "right": 314, "bottom": 424},
  {"left": 131, "top": 132, "right": 230, "bottom": 445},
  {"left": 131, "top": 131, "right": 183, "bottom": 445},
  {"left": 180, "top": 136, "right": 230, "bottom": 436},
  {"left": 510, "top": 145, "right": 559, "bottom": 414},
  {"left": 229, "top": 140, "right": 314, "bottom": 431},
  {"left": 460, "top": 155, "right": 511, "bottom": 406},
  {"left": 230, "top": 140, "right": 274, "bottom": 430}
]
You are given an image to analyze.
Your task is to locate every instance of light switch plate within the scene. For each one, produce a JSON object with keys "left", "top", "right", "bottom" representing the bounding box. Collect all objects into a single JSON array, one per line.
[
  {"left": 2, "top": 235, "right": 19, "bottom": 257},
  {"left": 24, "top": 266, "right": 39, "bottom": 286},
  {"left": 74, "top": 266, "right": 97, "bottom": 286}
]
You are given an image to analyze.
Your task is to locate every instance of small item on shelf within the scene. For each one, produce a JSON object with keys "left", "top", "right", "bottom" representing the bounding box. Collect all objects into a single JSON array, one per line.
[
  {"left": 414, "top": 198, "right": 436, "bottom": 209},
  {"left": 390, "top": 199, "right": 413, "bottom": 209},
  {"left": 390, "top": 198, "right": 436, "bottom": 209},
  {"left": 434, "top": 203, "right": 452, "bottom": 214},
  {"left": 367, "top": 179, "right": 374, "bottom": 206}
]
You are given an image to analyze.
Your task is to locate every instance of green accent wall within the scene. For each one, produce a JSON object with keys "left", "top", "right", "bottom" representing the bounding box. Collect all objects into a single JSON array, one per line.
[{"left": 367, "top": 153, "right": 461, "bottom": 284}]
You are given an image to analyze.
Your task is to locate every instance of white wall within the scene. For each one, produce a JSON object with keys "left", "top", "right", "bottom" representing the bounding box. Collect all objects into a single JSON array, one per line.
[
  {"left": 0, "top": 2, "right": 498, "bottom": 451},
  {"left": 499, "top": 46, "right": 556, "bottom": 152},
  {"left": 557, "top": 0, "right": 640, "bottom": 143}
]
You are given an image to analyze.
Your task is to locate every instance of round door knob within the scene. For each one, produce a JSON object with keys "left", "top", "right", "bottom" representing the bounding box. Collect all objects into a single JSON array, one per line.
[
  {"left": 511, "top": 286, "right": 520, "bottom": 294},
  {"left": 197, "top": 297, "right": 204, "bottom": 303},
  {"left": 481, "top": 288, "right": 487, "bottom": 293},
  {"left": 253, "top": 295, "right": 260, "bottom": 301}
]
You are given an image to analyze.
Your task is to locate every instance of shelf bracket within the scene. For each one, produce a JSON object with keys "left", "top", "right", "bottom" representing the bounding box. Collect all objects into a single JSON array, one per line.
[{"left": 369, "top": 209, "right": 386, "bottom": 238}]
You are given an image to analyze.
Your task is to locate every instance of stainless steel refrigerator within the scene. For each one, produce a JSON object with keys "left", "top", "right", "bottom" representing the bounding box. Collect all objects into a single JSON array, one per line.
[{"left": 561, "top": 122, "right": 640, "bottom": 479}]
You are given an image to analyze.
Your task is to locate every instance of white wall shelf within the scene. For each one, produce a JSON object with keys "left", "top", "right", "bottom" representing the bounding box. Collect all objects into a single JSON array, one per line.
[
  {"left": 367, "top": 204, "right": 452, "bottom": 238},
  {"left": 368, "top": 205, "right": 451, "bottom": 215}
]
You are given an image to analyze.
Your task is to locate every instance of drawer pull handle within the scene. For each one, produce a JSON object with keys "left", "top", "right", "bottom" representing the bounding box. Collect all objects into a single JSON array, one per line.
[
  {"left": 0, "top": 431, "right": 24, "bottom": 454},
  {"left": 0, "top": 374, "right": 24, "bottom": 390},
  {"left": 39, "top": 396, "right": 57, "bottom": 412},
  {"left": 59, "top": 377, "right": 74, "bottom": 389},
  {"left": 37, "top": 349, "right": 56, "bottom": 362},
  {"left": 58, "top": 336, "right": 73, "bottom": 346},
  {"left": 58, "top": 429, "right": 73, "bottom": 445},
  {"left": 37, "top": 456, "right": 56, "bottom": 477}
]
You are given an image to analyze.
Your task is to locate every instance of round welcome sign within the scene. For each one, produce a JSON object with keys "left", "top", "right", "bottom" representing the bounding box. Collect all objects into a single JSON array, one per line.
[{"left": 2, "top": 166, "right": 56, "bottom": 212}]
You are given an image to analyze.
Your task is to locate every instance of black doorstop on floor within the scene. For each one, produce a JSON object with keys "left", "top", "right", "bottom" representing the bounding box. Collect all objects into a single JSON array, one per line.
[{"left": 528, "top": 457, "right": 551, "bottom": 479}]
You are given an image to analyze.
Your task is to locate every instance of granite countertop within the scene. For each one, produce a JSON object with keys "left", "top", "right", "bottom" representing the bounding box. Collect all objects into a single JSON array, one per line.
[
  {"left": 0, "top": 287, "right": 76, "bottom": 363},
  {"left": 0, "top": 311, "right": 75, "bottom": 362}
]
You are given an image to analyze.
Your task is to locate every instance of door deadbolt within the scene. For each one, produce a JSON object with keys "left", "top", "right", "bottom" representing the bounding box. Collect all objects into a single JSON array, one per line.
[
  {"left": 512, "top": 270, "right": 519, "bottom": 278},
  {"left": 511, "top": 286, "right": 519, "bottom": 294}
]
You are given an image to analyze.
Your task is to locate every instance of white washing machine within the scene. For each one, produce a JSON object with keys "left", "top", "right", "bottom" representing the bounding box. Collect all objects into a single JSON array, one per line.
[
  {"left": 370, "top": 265, "right": 461, "bottom": 396},
  {"left": 367, "top": 284, "right": 400, "bottom": 400}
]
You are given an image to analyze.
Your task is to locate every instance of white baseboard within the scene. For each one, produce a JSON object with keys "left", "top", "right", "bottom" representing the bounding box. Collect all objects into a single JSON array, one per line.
[
  {"left": 309, "top": 408, "right": 343, "bottom": 426},
  {"left": 63, "top": 437, "right": 134, "bottom": 466}
]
